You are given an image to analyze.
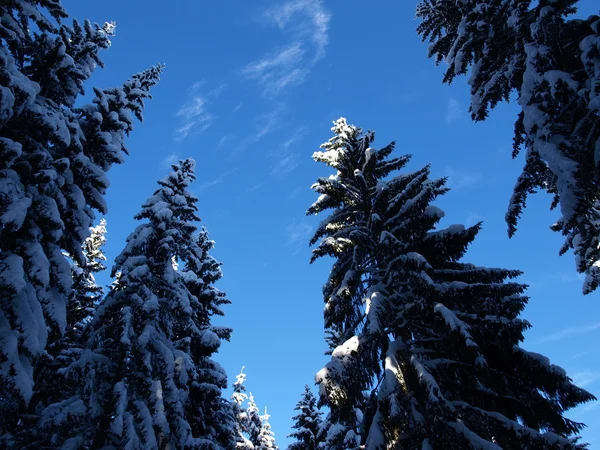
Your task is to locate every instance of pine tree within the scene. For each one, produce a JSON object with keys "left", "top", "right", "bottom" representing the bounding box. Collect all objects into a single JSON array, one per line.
[
  {"left": 0, "top": 0, "right": 162, "bottom": 423},
  {"left": 231, "top": 368, "right": 254, "bottom": 449},
  {"left": 9, "top": 219, "right": 109, "bottom": 446},
  {"left": 247, "top": 394, "right": 264, "bottom": 447},
  {"left": 415, "top": 1, "right": 600, "bottom": 293},
  {"left": 308, "top": 118, "right": 595, "bottom": 449},
  {"left": 287, "top": 385, "right": 323, "bottom": 450},
  {"left": 31, "top": 159, "right": 235, "bottom": 449},
  {"left": 257, "top": 407, "right": 278, "bottom": 450},
  {"left": 68, "top": 218, "right": 107, "bottom": 339}
]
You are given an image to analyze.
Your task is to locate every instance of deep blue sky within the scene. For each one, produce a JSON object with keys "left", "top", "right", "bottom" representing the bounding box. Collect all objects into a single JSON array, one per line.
[{"left": 63, "top": 0, "right": 600, "bottom": 446}]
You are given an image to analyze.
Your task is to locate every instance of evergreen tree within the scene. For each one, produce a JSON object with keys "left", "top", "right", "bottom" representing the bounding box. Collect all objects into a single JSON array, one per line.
[
  {"left": 257, "top": 408, "right": 278, "bottom": 450},
  {"left": 287, "top": 385, "right": 323, "bottom": 450},
  {"left": 308, "top": 118, "right": 595, "bottom": 449},
  {"left": 9, "top": 219, "right": 109, "bottom": 446},
  {"left": 231, "top": 368, "right": 254, "bottom": 449},
  {"left": 0, "top": 0, "right": 162, "bottom": 423},
  {"left": 32, "top": 159, "right": 235, "bottom": 449},
  {"left": 415, "top": 1, "right": 600, "bottom": 293},
  {"left": 247, "top": 394, "right": 264, "bottom": 447},
  {"left": 68, "top": 218, "right": 107, "bottom": 339}
]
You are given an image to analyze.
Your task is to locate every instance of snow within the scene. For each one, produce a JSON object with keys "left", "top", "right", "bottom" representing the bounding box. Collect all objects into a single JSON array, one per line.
[
  {"left": 433, "top": 303, "right": 478, "bottom": 348},
  {"left": 411, "top": 355, "right": 443, "bottom": 403},
  {"left": 448, "top": 421, "right": 502, "bottom": 450}
]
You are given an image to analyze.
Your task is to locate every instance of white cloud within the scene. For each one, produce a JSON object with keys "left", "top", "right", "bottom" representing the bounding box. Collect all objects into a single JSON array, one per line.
[
  {"left": 217, "top": 134, "right": 234, "bottom": 150},
  {"left": 578, "top": 400, "right": 600, "bottom": 414},
  {"left": 571, "top": 371, "right": 600, "bottom": 388},
  {"left": 443, "top": 166, "right": 482, "bottom": 190},
  {"left": 537, "top": 321, "right": 600, "bottom": 344},
  {"left": 161, "top": 152, "right": 180, "bottom": 169},
  {"left": 465, "top": 211, "right": 484, "bottom": 227},
  {"left": 270, "top": 129, "right": 304, "bottom": 177},
  {"left": 197, "top": 168, "right": 238, "bottom": 192},
  {"left": 231, "top": 105, "right": 285, "bottom": 159},
  {"left": 446, "top": 98, "right": 463, "bottom": 124},
  {"left": 243, "top": 0, "right": 331, "bottom": 96},
  {"left": 547, "top": 272, "right": 585, "bottom": 283},
  {"left": 174, "top": 82, "right": 225, "bottom": 141},
  {"left": 247, "top": 182, "right": 265, "bottom": 193},
  {"left": 286, "top": 219, "right": 313, "bottom": 254}
]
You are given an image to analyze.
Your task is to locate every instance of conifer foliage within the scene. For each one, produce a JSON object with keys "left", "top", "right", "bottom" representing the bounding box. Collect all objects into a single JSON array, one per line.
[
  {"left": 257, "top": 408, "right": 278, "bottom": 450},
  {"left": 308, "top": 118, "right": 595, "bottom": 449},
  {"left": 416, "top": 1, "right": 600, "bottom": 293},
  {"left": 247, "top": 393, "right": 264, "bottom": 447},
  {"left": 68, "top": 218, "right": 107, "bottom": 339},
  {"left": 287, "top": 385, "right": 322, "bottom": 450},
  {"left": 0, "top": 0, "right": 162, "bottom": 417},
  {"left": 39, "top": 159, "right": 235, "bottom": 449},
  {"left": 232, "top": 368, "right": 254, "bottom": 449}
]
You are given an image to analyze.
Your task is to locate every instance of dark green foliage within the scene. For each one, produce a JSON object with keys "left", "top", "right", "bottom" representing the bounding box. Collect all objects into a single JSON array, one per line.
[
  {"left": 309, "top": 118, "right": 595, "bottom": 449},
  {"left": 416, "top": 0, "right": 600, "bottom": 293}
]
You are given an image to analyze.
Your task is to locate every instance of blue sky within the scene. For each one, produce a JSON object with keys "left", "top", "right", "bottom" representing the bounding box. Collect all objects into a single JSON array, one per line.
[{"left": 63, "top": 0, "right": 600, "bottom": 446}]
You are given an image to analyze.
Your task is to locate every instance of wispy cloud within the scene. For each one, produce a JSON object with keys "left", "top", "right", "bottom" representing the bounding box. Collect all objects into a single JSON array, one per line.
[
  {"left": 571, "top": 371, "right": 600, "bottom": 388},
  {"left": 270, "top": 129, "right": 304, "bottom": 177},
  {"left": 217, "top": 134, "right": 234, "bottom": 150},
  {"left": 546, "top": 272, "right": 585, "bottom": 283},
  {"left": 197, "top": 168, "right": 238, "bottom": 192},
  {"left": 446, "top": 98, "right": 463, "bottom": 124},
  {"left": 465, "top": 211, "right": 484, "bottom": 227},
  {"left": 174, "top": 82, "right": 225, "bottom": 141},
  {"left": 243, "top": 0, "right": 331, "bottom": 96},
  {"left": 537, "top": 322, "right": 600, "bottom": 344},
  {"left": 286, "top": 218, "right": 313, "bottom": 254},
  {"left": 231, "top": 105, "right": 284, "bottom": 159},
  {"left": 161, "top": 152, "right": 180, "bottom": 169},
  {"left": 577, "top": 400, "right": 600, "bottom": 414},
  {"left": 247, "top": 182, "right": 265, "bottom": 193},
  {"left": 442, "top": 166, "right": 482, "bottom": 190}
]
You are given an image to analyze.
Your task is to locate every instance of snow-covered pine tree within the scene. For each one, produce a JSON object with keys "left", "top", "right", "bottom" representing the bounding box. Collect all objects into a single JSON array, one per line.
[
  {"left": 10, "top": 218, "right": 108, "bottom": 444},
  {"left": 257, "top": 408, "right": 278, "bottom": 450},
  {"left": 415, "top": 1, "right": 600, "bottom": 293},
  {"left": 231, "top": 368, "right": 254, "bottom": 449},
  {"left": 68, "top": 218, "right": 107, "bottom": 338},
  {"left": 308, "top": 118, "right": 595, "bottom": 449},
  {"left": 287, "top": 385, "right": 323, "bottom": 450},
  {"left": 0, "top": 0, "right": 162, "bottom": 422},
  {"left": 32, "top": 159, "right": 234, "bottom": 449},
  {"left": 247, "top": 394, "right": 264, "bottom": 447}
]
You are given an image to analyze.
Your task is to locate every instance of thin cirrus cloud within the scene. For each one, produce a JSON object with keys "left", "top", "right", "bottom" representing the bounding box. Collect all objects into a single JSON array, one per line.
[
  {"left": 270, "top": 130, "right": 304, "bottom": 177},
  {"left": 571, "top": 371, "right": 600, "bottom": 388},
  {"left": 286, "top": 218, "right": 313, "bottom": 255},
  {"left": 536, "top": 321, "right": 600, "bottom": 344},
  {"left": 446, "top": 98, "right": 463, "bottom": 124},
  {"left": 161, "top": 152, "right": 180, "bottom": 169},
  {"left": 230, "top": 105, "right": 285, "bottom": 159},
  {"left": 442, "top": 166, "right": 482, "bottom": 190},
  {"left": 174, "top": 81, "right": 226, "bottom": 141},
  {"left": 242, "top": 0, "right": 331, "bottom": 96},
  {"left": 196, "top": 167, "right": 238, "bottom": 192}
]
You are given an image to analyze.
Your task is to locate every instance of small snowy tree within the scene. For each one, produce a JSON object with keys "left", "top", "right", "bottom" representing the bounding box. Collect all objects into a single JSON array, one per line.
[
  {"left": 257, "top": 407, "right": 278, "bottom": 450},
  {"left": 32, "top": 159, "right": 235, "bottom": 449},
  {"left": 247, "top": 394, "right": 264, "bottom": 447},
  {"left": 416, "top": 1, "right": 600, "bottom": 293},
  {"left": 0, "top": 0, "right": 162, "bottom": 424},
  {"left": 231, "top": 367, "right": 254, "bottom": 449},
  {"left": 68, "top": 218, "right": 107, "bottom": 338},
  {"left": 309, "top": 118, "right": 595, "bottom": 449},
  {"left": 287, "top": 385, "right": 323, "bottom": 450}
]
